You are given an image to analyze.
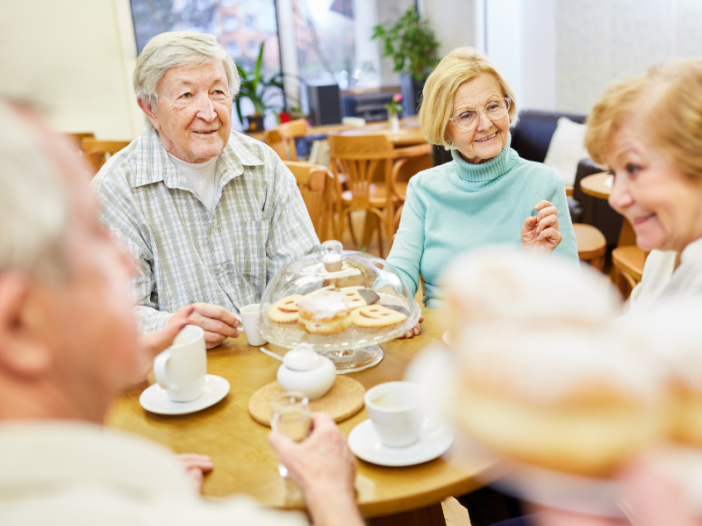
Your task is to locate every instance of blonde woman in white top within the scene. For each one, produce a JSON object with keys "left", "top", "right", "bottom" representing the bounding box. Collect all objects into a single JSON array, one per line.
[{"left": 584, "top": 59, "right": 702, "bottom": 315}]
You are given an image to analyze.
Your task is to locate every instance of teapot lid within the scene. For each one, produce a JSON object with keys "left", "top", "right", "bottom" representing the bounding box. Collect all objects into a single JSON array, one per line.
[{"left": 283, "top": 344, "right": 323, "bottom": 372}]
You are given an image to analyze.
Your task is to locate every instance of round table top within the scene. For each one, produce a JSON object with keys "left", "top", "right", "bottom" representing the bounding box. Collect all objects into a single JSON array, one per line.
[
  {"left": 580, "top": 172, "right": 613, "bottom": 200},
  {"left": 337, "top": 120, "right": 428, "bottom": 147},
  {"left": 105, "top": 309, "right": 491, "bottom": 518}
]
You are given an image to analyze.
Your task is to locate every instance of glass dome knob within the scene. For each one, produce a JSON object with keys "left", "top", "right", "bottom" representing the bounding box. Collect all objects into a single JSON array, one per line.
[{"left": 321, "top": 240, "right": 345, "bottom": 271}]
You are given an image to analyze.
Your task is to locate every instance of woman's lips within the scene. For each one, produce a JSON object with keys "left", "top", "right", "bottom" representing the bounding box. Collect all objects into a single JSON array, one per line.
[
  {"left": 475, "top": 132, "right": 498, "bottom": 143},
  {"left": 632, "top": 213, "right": 656, "bottom": 226}
]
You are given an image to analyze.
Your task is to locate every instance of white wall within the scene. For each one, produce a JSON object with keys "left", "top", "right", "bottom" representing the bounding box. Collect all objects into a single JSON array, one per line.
[
  {"left": 521, "top": 0, "right": 556, "bottom": 111},
  {"left": 480, "top": 0, "right": 557, "bottom": 112},
  {"left": 2, "top": 0, "right": 143, "bottom": 139},
  {"left": 556, "top": 0, "right": 702, "bottom": 115},
  {"left": 420, "top": 0, "right": 475, "bottom": 59},
  {"left": 486, "top": 0, "right": 523, "bottom": 105}
]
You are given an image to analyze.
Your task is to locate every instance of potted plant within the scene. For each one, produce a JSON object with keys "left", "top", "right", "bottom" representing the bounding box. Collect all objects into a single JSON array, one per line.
[
  {"left": 372, "top": 7, "right": 440, "bottom": 116},
  {"left": 235, "top": 42, "right": 285, "bottom": 132}
]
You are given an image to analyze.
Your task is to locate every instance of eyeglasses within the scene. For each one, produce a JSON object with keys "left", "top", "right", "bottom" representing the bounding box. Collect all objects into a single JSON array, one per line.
[{"left": 449, "top": 98, "right": 511, "bottom": 131}]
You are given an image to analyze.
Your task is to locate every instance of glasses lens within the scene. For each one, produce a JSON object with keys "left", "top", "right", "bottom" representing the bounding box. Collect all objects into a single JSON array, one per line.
[
  {"left": 452, "top": 99, "right": 510, "bottom": 130},
  {"left": 454, "top": 111, "right": 477, "bottom": 130},
  {"left": 486, "top": 99, "right": 509, "bottom": 120}
]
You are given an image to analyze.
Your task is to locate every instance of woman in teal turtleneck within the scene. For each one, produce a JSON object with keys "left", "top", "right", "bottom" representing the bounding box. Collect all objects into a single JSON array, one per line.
[{"left": 388, "top": 47, "right": 578, "bottom": 337}]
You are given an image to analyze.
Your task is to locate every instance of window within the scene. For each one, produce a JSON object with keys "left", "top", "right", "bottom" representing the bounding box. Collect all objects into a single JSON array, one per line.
[
  {"left": 224, "top": 15, "right": 238, "bottom": 32},
  {"left": 227, "top": 41, "right": 241, "bottom": 57},
  {"left": 130, "top": 0, "right": 282, "bottom": 131},
  {"left": 292, "top": 0, "right": 358, "bottom": 85},
  {"left": 130, "top": 0, "right": 279, "bottom": 71}
]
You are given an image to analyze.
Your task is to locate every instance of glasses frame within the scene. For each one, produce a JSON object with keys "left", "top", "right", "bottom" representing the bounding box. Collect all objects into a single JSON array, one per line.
[{"left": 448, "top": 97, "right": 512, "bottom": 131}]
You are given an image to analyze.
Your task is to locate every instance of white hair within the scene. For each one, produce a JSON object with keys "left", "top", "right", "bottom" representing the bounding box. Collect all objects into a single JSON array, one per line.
[
  {"left": 133, "top": 31, "right": 240, "bottom": 107},
  {"left": 0, "top": 102, "right": 69, "bottom": 282}
]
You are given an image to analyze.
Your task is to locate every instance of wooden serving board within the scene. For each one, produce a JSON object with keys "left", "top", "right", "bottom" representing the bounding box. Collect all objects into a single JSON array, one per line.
[{"left": 248, "top": 376, "right": 365, "bottom": 427}]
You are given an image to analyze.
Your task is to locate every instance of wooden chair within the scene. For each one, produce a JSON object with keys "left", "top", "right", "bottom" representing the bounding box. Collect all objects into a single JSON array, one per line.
[
  {"left": 284, "top": 161, "right": 334, "bottom": 242},
  {"left": 264, "top": 119, "right": 308, "bottom": 161},
  {"left": 66, "top": 132, "right": 95, "bottom": 150},
  {"left": 328, "top": 133, "right": 432, "bottom": 258},
  {"left": 573, "top": 223, "right": 607, "bottom": 271},
  {"left": 81, "top": 138, "right": 131, "bottom": 175},
  {"left": 612, "top": 245, "right": 648, "bottom": 299}
]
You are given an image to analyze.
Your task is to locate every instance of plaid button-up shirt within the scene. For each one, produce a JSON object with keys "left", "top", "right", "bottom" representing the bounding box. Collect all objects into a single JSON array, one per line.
[{"left": 92, "top": 124, "right": 319, "bottom": 333}]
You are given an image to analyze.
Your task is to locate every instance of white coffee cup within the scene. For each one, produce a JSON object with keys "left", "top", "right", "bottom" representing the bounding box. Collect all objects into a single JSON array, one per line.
[
  {"left": 241, "top": 303, "right": 267, "bottom": 346},
  {"left": 154, "top": 325, "right": 207, "bottom": 402},
  {"left": 365, "top": 381, "right": 426, "bottom": 448}
]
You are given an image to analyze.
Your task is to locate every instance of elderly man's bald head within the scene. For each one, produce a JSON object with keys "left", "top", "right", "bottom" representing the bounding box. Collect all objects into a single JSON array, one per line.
[
  {"left": 0, "top": 102, "right": 140, "bottom": 422},
  {"left": 0, "top": 103, "right": 72, "bottom": 282}
]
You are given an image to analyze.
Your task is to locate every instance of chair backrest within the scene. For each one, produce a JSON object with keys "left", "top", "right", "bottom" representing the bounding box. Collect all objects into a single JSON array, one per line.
[
  {"left": 264, "top": 119, "right": 308, "bottom": 161},
  {"left": 284, "top": 160, "right": 333, "bottom": 241},
  {"left": 66, "top": 132, "right": 95, "bottom": 150},
  {"left": 81, "top": 138, "right": 131, "bottom": 175},
  {"left": 327, "top": 133, "right": 395, "bottom": 209}
]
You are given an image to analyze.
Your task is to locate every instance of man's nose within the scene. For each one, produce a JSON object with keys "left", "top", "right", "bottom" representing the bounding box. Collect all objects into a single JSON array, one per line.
[
  {"left": 195, "top": 94, "right": 216, "bottom": 122},
  {"left": 608, "top": 173, "right": 634, "bottom": 213}
]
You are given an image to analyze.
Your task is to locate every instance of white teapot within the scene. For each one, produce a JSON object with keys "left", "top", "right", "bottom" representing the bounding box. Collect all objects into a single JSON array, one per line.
[{"left": 277, "top": 344, "right": 336, "bottom": 400}]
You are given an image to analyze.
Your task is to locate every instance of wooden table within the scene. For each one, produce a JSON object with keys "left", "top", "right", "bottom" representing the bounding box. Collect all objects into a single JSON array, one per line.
[
  {"left": 248, "top": 118, "right": 428, "bottom": 147},
  {"left": 335, "top": 119, "right": 428, "bottom": 147},
  {"left": 580, "top": 172, "right": 636, "bottom": 247},
  {"left": 580, "top": 172, "right": 613, "bottom": 200},
  {"left": 106, "top": 309, "right": 491, "bottom": 524}
]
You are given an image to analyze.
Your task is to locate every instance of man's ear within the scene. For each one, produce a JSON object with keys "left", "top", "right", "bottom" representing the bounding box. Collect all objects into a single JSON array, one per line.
[
  {"left": 0, "top": 273, "right": 52, "bottom": 378},
  {"left": 137, "top": 98, "right": 160, "bottom": 131}
]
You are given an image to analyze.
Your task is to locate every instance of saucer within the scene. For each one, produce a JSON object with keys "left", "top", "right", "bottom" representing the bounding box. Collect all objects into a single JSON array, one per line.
[
  {"left": 140, "top": 374, "right": 230, "bottom": 415},
  {"left": 348, "top": 419, "right": 453, "bottom": 467}
]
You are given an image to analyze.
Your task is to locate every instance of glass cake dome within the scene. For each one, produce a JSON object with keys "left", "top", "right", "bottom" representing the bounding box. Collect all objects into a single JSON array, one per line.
[{"left": 258, "top": 240, "right": 421, "bottom": 373}]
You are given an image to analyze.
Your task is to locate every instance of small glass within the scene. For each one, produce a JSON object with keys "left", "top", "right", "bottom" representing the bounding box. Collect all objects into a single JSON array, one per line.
[{"left": 270, "top": 391, "right": 310, "bottom": 477}]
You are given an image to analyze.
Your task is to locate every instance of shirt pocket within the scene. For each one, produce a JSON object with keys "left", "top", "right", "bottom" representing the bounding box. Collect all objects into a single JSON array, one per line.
[{"left": 230, "top": 219, "right": 270, "bottom": 298}]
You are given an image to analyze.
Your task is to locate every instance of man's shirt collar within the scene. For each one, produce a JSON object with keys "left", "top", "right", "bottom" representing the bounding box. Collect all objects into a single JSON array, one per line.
[{"left": 131, "top": 124, "right": 265, "bottom": 190}]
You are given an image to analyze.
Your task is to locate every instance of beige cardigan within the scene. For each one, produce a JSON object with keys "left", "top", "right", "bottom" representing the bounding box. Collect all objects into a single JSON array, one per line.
[{"left": 626, "top": 236, "right": 702, "bottom": 316}]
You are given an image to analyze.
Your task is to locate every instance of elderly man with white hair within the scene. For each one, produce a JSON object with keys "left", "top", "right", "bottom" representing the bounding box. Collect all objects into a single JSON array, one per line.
[
  {"left": 92, "top": 32, "right": 318, "bottom": 348},
  {"left": 0, "top": 100, "right": 362, "bottom": 526}
]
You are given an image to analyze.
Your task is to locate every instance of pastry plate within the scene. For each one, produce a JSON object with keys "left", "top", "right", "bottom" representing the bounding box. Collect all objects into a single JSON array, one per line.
[
  {"left": 140, "top": 374, "right": 230, "bottom": 415},
  {"left": 348, "top": 419, "right": 453, "bottom": 467}
]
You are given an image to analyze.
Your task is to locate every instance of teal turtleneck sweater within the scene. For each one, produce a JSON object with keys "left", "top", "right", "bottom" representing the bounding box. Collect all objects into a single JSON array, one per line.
[{"left": 387, "top": 141, "right": 579, "bottom": 308}]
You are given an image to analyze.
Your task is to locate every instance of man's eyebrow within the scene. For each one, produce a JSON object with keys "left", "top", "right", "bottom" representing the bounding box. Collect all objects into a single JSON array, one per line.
[{"left": 170, "top": 76, "right": 228, "bottom": 88}]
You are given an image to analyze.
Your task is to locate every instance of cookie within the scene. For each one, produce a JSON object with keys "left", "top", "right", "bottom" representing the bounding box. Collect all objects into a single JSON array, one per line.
[
  {"left": 272, "top": 294, "right": 303, "bottom": 312},
  {"left": 351, "top": 305, "right": 407, "bottom": 328},
  {"left": 268, "top": 294, "right": 304, "bottom": 324},
  {"left": 338, "top": 287, "right": 367, "bottom": 310},
  {"left": 268, "top": 307, "right": 299, "bottom": 324}
]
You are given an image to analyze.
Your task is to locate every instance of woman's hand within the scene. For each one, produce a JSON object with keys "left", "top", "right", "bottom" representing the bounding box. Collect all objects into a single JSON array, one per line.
[
  {"left": 398, "top": 316, "right": 424, "bottom": 339},
  {"left": 521, "top": 200, "right": 562, "bottom": 254}
]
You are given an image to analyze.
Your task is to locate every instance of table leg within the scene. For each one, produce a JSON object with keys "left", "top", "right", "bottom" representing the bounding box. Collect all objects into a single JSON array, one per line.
[
  {"left": 617, "top": 218, "right": 636, "bottom": 247},
  {"left": 366, "top": 502, "right": 446, "bottom": 526}
]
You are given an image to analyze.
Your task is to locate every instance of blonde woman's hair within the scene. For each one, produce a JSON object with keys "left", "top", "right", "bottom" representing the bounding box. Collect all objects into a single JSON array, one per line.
[
  {"left": 134, "top": 31, "right": 240, "bottom": 107},
  {"left": 585, "top": 59, "right": 702, "bottom": 181},
  {"left": 418, "top": 47, "right": 517, "bottom": 150}
]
